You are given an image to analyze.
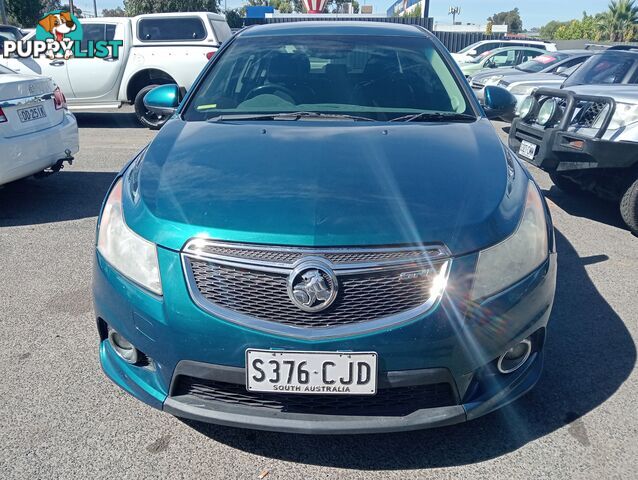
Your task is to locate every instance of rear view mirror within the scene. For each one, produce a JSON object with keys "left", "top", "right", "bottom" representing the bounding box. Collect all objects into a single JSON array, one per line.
[{"left": 482, "top": 85, "right": 517, "bottom": 121}]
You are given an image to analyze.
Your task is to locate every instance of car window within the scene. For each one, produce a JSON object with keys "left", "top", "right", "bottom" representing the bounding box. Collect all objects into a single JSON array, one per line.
[
  {"left": 517, "top": 53, "right": 567, "bottom": 73},
  {"left": 519, "top": 49, "right": 543, "bottom": 63},
  {"left": 138, "top": 17, "right": 206, "bottom": 41},
  {"left": 458, "top": 41, "right": 482, "bottom": 54},
  {"left": 210, "top": 19, "right": 232, "bottom": 44},
  {"left": 80, "top": 24, "right": 116, "bottom": 51},
  {"left": 564, "top": 51, "right": 638, "bottom": 86},
  {"left": 485, "top": 50, "right": 517, "bottom": 67},
  {"left": 474, "top": 43, "right": 495, "bottom": 55},
  {"left": 184, "top": 34, "right": 473, "bottom": 121}
]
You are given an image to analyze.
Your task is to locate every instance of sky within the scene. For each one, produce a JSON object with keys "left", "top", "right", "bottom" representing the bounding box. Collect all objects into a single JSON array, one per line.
[{"left": 85, "top": 0, "right": 613, "bottom": 29}]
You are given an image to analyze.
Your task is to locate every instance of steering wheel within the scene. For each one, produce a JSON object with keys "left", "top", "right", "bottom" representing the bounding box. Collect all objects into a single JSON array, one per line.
[{"left": 245, "top": 84, "right": 298, "bottom": 103}]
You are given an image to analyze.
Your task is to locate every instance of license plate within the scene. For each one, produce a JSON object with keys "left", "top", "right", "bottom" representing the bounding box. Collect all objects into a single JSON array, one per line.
[
  {"left": 17, "top": 105, "right": 47, "bottom": 123},
  {"left": 518, "top": 140, "right": 537, "bottom": 160},
  {"left": 246, "top": 349, "right": 378, "bottom": 395}
]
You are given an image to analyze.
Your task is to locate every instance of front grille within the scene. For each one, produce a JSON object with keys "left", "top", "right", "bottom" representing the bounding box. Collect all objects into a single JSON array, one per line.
[
  {"left": 188, "top": 259, "right": 441, "bottom": 328},
  {"left": 173, "top": 376, "right": 456, "bottom": 416},
  {"left": 575, "top": 101, "right": 606, "bottom": 128}
]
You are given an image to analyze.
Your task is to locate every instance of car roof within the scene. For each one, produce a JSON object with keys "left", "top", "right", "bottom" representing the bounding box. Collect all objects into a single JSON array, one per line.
[
  {"left": 484, "top": 46, "right": 547, "bottom": 53},
  {"left": 239, "top": 21, "right": 428, "bottom": 38}
]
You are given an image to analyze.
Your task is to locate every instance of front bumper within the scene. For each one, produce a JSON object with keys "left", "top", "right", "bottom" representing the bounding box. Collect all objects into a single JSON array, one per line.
[
  {"left": 509, "top": 117, "right": 638, "bottom": 172},
  {"left": 94, "top": 247, "right": 556, "bottom": 434}
]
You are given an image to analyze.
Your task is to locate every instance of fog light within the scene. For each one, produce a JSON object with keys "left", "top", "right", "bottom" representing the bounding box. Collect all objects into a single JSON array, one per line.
[
  {"left": 497, "top": 338, "right": 532, "bottom": 374},
  {"left": 108, "top": 328, "right": 139, "bottom": 364}
]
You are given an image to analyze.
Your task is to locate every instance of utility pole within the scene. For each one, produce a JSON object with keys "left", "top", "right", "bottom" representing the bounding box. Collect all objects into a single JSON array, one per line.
[
  {"left": 93, "top": 0, "right": 98, "bottom": 17},
  {"left": 69, "top": 0, "right": 75, "bottom": 16},
  {"left": 448, "top": 6, "right": 460, "bottom": 25},
  {"left": 0, "top": 0, "right": 8, "bottom": 25}
]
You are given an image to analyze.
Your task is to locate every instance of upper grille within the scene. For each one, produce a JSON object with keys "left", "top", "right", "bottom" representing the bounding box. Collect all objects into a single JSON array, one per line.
[
  {"left": 183, "top": 241, "right": 447, "bottom": 267},
  {"left": 188, "top": 259, "right": 442, "bottom": 328},
  {"left": 173, "top": 376, "right": 456, "bottom": 416},
  {"left": 182, "top": 240, "right": 451, "bottom": 335}
]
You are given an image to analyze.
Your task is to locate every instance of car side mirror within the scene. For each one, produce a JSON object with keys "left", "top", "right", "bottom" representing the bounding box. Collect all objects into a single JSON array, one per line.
[
  {"left": 555, "top": 66, "right": 567, "bottom": 74},
  {"left": 143, "top": 84, "right": 181, "bottom": 115},
  {"left": 468, "top": 49, "right": 477, "bottom": 56},
  {"left": 482, "top": 85, "right": 517, "bottom": 121}
]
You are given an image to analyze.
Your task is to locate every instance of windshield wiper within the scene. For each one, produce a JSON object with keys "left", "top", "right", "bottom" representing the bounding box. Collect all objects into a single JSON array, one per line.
[
  {"left": 207, "top": 111, "right": 375, "bottom": 122},
  {"left": 389, "top": 112, "right": 477, "bottom": 123}
]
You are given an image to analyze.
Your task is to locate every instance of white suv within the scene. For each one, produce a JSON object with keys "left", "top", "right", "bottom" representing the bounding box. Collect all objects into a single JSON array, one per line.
[{"left": 452, "top": 40, "right": 557, "bottom": 64}]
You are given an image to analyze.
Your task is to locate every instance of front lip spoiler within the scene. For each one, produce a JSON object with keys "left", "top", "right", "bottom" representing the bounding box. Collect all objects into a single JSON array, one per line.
[{"left": 162, "top": 352, "right": 543, "bottom": 435}]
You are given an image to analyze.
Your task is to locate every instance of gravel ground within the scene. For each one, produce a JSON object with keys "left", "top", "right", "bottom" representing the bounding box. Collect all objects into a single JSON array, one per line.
[{"left": 0, "top": 110, "right": 636, "bottom": 479}]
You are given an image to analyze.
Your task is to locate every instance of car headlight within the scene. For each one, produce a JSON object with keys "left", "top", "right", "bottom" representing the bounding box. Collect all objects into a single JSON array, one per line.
[
  {"left": 509, "top": 84, "right": 535, "bottom": 96},
  {"left": 97, "top": 178, "right": 162, "bottom": 295},
  {"left": 593, "top": 102, "right": 638, "bottom": 130},
  {"left": 471, "top": 181, "right": 549, "bottom": 300}
]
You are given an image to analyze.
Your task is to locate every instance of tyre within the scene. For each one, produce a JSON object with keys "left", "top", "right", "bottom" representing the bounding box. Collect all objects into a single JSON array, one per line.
[
  {"left": 620, "top": 177, "right": 638, "bottom": 235},
  {"left": 549, "top": 172, "right": 584, "bottom": 195},
  {"left": 134, "top": 85, "right": 169, "bottom": 130}
]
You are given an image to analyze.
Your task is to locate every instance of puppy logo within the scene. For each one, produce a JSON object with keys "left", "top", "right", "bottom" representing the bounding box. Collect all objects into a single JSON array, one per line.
[{"left": 35, "top": 10, "right": 83, "bottom": 60}]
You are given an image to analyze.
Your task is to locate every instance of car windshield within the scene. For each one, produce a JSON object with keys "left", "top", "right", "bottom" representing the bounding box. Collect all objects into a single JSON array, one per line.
[
  {"left": 516, "top": 53, "right": 567, "bottom": 72},
  {"left": 458, "top": 41, "right": 482, "bottom": 54},
  {"left": 563, "top": 50, "right": 638, "bottom": 87},
  {"left": 183, "top": 34, "right": 474, "bottom": 122}
]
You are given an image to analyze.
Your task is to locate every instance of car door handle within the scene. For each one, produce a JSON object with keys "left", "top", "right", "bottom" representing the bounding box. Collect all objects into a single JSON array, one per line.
[{"left": 49, "top": 60, "right": 65, "bottom": 66}]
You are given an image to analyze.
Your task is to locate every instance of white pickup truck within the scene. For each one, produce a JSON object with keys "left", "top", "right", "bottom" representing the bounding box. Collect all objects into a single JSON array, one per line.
[{"left": 1, "top": 12, "right": 231, "bottom": 128}]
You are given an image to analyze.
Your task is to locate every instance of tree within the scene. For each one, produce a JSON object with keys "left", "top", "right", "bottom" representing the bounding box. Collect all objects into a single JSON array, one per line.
[
  {"left": 488, "top": 8, "right": 523, "bottom": 34},
  {"left": 124, "top": 0, "right": 220, "bottom": 16},
  {"left": 225, "top": 8, "right": 242, "bottom": 28},
  {"left": 605, "top": 0, "right": 638, "bottom": 41},
  {"left": 103, "top": 7, "right": 127, "bottom": 17},
  {"left": 6, "top": 0, "right": 43, "bottom": 27}
]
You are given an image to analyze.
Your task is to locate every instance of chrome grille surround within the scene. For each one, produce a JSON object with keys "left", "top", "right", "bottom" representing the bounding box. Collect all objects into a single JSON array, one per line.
[{"left": 181, "top": 239, "right": 452, "bottom": 340}]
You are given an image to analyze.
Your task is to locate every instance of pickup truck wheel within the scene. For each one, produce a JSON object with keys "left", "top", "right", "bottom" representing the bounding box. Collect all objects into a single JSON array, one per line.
[
  {"left": 549, "top": 172, "right": 584, "bottom": 195},
  {"left": 134, "top": 85, "right": 168, "bottom": 130},
  {"left": 620, "top": 178, "right": 638, "bottom": 235}
]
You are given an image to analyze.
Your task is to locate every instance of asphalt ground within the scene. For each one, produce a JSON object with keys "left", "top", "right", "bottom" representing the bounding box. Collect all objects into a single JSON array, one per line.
[{"left": 0, "top": 109, "right": 636, "bottom": 479}]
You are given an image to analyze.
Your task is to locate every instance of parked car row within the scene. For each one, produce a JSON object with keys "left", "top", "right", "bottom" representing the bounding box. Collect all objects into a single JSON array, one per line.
[{"left": 500, "top": 46, "right": 638, "bottom": 234}]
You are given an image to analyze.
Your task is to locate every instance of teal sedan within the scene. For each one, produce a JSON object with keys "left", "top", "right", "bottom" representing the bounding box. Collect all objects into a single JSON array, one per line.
[
  {"left": 460, "top": 46, "right": 547, "bottom": 78},
  {"left": 93, "top": 22, "right": 556, "bottom": 434}
]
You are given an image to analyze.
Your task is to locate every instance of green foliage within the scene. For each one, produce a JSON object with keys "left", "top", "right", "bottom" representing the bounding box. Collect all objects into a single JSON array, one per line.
[
  {"left": 488, "top": 8, "right": 523, "bottom": 33},
  {"left": 225, "top": 8, "right": 242, "bottom": 28},
  {"left": 6, "top": 0, "right": 44, "bottom": 27},
  {"left": 485, "top": 20, "right": 493, "bottom": 35},
  {"left": 124, "top": 0, "right": 220, "bottom": 16},
  {"left": 539, "top": 0, "right": 638, "bottom": 41},
  {"left": 102, "top": 7, "right": 127, "bottom": 17},
  {"left": 402, "top": 4, "right": 422, "bottom": 19}
]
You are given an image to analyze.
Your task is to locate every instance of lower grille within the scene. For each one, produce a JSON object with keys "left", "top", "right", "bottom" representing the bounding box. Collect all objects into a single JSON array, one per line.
[{"left": 173, "top": 376, "right": 457, "bottom": 416}]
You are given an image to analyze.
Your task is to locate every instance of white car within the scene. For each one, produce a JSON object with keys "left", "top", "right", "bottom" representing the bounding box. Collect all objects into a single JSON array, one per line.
[
  {"left": 3, "top": 12, "right": 232, "bottom": 129},
  {"left": 452, "top": 39, "right": 557, "bottom": 64},
  {"left": 0, "top": 64, "right": 78, "bottom": 186}
]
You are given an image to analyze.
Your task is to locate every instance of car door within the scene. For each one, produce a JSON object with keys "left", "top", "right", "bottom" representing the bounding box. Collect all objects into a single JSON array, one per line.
[
  {"left": 64, "top": 21, "right": 123, "bottom": 102},
  {"left": 485, "top": 49, "right": 517, "bottom": 69}
]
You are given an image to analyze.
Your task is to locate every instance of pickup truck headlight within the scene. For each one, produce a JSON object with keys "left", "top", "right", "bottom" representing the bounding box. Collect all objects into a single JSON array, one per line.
[
  {"left": 593, "top": 102, "right": 638, "bottom": 130},
  {"left": 471, "top": 181, "right": 548, "bottom": 300},
  {"left": 97, "top": 178, "right": 162, "bottom": 295}
]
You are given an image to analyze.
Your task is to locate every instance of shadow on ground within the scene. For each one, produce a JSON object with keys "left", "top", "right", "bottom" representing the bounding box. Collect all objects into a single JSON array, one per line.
[
  {"left": 0, "top": 171, "right": 117, "bottom": 227},
  {"left": 184, "top": 229, "right": 635, "bottom": 469},
  {"left": 543, "top": 186, "right": 627, "bottom": 232},
  {"left": 74, "top": 111, "right": 143, "bottom": 129}
]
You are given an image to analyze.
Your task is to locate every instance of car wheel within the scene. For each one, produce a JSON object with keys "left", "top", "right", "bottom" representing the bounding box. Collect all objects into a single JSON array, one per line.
[
  {"left": 549, "top": 172, "right": 584, "bottom": 195},
  {"left": 620, "top": 177, "right": 638, "bottom": 235},
  {"left": 134, "top": 85, "right": 169, "bottom": 130}
]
